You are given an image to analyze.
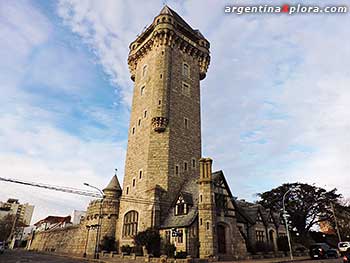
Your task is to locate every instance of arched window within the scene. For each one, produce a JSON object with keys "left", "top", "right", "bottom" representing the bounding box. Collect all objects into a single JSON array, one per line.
[
  {"left": 142, "top": 65, "right": 147, "bottom": 77},
  {"left": 123, "top": 210, "right": 138, "bottom": 237}
]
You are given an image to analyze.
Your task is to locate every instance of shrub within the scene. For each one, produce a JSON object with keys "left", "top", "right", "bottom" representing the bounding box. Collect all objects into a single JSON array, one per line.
[
  {"left": 255, "top": 241, "right": 273, "bottom": 253},
  {"left": 100, "top": 235, "right": 117, "bottom": 252},
  {"left": 161, "top": 242, "right": 176, "bottom": 257},
  {"left": 133, "top": 228, "right": 161, "bottom": 257},
  {"left": 131, "top": 245, "right": 143, "bottom": 256},
  {"left": 277, "top": 236, "right": 289, "bottom": 252},
  {"left": 121, "top": 245, "right": 132, "bottom": 255},
  {"left": 175, "top": 251, "right": 187, "bottom": 259}
]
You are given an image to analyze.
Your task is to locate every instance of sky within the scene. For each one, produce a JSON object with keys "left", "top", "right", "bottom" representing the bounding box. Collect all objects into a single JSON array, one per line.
[{"left": 0, "top": 0, "right": 349, "bottom": 224}]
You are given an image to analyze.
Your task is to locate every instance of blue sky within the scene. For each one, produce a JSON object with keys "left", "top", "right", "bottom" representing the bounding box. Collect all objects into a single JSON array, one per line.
[{"left": 1, "top": 0, "right": 349, "bottom": 223}]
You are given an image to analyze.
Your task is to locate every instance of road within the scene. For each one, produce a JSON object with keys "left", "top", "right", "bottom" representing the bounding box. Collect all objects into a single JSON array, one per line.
[
  {"left": 0, "top": 250, "right": 90, "bottom": 263},
  {"left": 0, "top": 250, "right": 344, "bottom": 263}
]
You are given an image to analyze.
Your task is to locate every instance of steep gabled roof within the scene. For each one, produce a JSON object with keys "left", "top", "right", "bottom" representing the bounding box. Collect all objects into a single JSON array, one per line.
[{"left": 160, "top": 174, "right": 198, "bottom": 228}]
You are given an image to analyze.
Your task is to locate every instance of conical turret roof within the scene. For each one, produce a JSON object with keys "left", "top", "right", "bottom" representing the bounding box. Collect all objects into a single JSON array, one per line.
[{"left": 103, "top": 175, "right": 122, "bottom": 192}]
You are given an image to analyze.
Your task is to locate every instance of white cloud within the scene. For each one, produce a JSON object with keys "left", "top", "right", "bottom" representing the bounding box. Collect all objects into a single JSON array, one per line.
[
  {"left": 0, "top": 108, "right": 126, "bottom": 223},
  {"left": 55, "top": 0, "right": 350, "bottom": 201},
  {"left": 0, "top": 1, "right": 126, "bottom": 223}
]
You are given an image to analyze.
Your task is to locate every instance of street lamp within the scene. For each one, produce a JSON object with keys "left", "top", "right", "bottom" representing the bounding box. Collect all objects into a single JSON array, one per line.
[
  {"left": 84, "top": 182, "right": 104, "bottom": 259},
  {"left": 282, "top": 187, "right": 298, "bottom": 261}
]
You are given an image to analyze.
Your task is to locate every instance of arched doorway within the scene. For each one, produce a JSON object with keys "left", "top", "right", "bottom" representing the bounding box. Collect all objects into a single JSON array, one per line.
[{"left": 217, "top": 224, "right": 226, "bottom": 254}]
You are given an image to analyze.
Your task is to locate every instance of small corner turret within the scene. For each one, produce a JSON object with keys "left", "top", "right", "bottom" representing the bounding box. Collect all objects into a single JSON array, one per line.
[{"left": 103, "top": 173, "right": 122, "bottom": 200}]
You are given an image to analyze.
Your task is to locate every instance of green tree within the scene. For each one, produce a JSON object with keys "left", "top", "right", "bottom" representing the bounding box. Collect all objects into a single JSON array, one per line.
[
  {"left": 133, "top": 228, "right": 161, "bottom": 257},
  {"left": 258, "top": 183, "right": 341, "bottom": 239}
]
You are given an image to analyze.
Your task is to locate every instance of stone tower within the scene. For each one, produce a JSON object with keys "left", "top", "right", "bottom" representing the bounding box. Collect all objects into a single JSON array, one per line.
[
  {"left": 117, "top": 6, "right": 210, "bottom": 245},
  {"left": 84, "top": 175, "right": 122, "bottom": 256},
  {"left": 198, "top": 158, "right": 217, "bottom": 258}
]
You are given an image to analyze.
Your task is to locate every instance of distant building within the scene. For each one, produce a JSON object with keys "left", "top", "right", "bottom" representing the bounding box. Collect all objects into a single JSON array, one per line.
[
  {"left": 71, "top": 210, "right": 86, "bottom": 225},
  {"left": 34, "top": 216, "right": 72, "bottom": 232},
  {"left": 0, "top": 198, "right": 34, "bottom": 225}
]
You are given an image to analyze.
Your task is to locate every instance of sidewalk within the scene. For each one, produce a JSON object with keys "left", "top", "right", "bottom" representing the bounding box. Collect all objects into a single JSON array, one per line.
[{"left": 219, "top": 256, "right": 309, "bottom": 263}]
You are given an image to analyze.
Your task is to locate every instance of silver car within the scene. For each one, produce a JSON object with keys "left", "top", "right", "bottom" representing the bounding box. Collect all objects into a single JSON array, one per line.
[{"left": 339, "top": 241, "right": 350, "bottom": 254}]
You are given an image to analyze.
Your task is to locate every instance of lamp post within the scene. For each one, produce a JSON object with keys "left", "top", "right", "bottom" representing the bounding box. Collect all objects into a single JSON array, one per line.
[
  {"left": 330, "top": 201, "right": 342, "bottom": 243},
  {"left": 83, "top": 225, "right": 91, "bottom": 257},
  {"left": 84, "top": 183, "right": 104, "bottom": 259},
  {"left": 282, "top": 188, "right": 294, "bottom": 260}
]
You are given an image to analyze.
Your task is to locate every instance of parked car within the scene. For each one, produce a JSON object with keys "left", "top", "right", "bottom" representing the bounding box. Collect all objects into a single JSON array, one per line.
[
  {"left": 339, "top": 242, "right": 350, "bottom": 254},
  {"left": 0, "top": 241, "right": 4, "bottom": 254},
  {"left": 309, "top": 243, "right": 338, "bottom": 259}
]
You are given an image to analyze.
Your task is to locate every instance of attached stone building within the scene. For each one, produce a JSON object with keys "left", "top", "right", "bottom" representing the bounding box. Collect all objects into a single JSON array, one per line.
[
  {"left": 29, "top": 6, "right": 278, "bottom": 260},
  {"left": 235, "top": 200, "right": 287, "bottom": 252}
]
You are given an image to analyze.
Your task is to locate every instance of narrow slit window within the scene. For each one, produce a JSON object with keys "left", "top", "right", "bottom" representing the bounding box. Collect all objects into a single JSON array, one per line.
[
  {"left": 141, "top": 86, "right": 145, "bottom": 96},
  {"left": 184, "top": 161, "right": 188, "bottom": 171},
  {"left": 182, "top": 83, "right": 190, "bottom": 97},
  {"left": 184, "top": 118, "right": 188, "bottom": 128},
  {"left": 126, "top": 187, "right": 129, "bottom": 195},
  {"left": 133, "top": 179, "right": 136, "bottom": 187},
  {"left": 144, "top": 110, "right": 147, "bottom": 118},
  {"left": 138, "top": 119, "right": 141, "bottom": 126},
  {"left": 132, "top": 127, "right": 135, "bottom": 134},
  {"left": 142, "top": 65, "right": 147, "bottom": 77},
  {"left": 139, "top": 170, "right": 142, "bottom": 179},
  {"left": 192, "top": 159, "right": 196, "bottom": 168},
  {"left": 183, "top": 63, "right": 189, "bottom": 77},
  {"left": 175, "top": 165, "right": 179, "bottom": 175}
]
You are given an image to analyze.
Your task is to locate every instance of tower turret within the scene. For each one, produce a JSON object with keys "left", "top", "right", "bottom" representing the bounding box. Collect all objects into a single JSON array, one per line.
[{"left": 198, "top": 158, "right": 217, "bottom": 258}]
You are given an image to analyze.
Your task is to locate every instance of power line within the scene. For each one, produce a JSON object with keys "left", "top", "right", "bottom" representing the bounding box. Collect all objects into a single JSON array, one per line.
[{"left": 0, "top": 177, "right": 101, "bottom": 198}]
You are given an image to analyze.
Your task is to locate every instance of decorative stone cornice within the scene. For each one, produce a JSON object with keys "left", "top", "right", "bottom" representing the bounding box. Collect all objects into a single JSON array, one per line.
[
  {"left": 128, "top": 27, "right": 210, "bottom": 81},
  {"left": 151, "top": 116, "right": 169, "bottom": 132}
]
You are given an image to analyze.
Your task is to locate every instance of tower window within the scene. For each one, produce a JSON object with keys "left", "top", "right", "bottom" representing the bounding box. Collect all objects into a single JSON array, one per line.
[
  {"left": 132, "top": 178, "right": 136, "bottom": 187},
  {"left": 200, "top": 195, "right": 202, "bottom": 203},
  {"left": 142, "top": 65, "right": 147, "bottom": 78},
  {"left": 183, "top": 63, "right": 190, "bottom": 77},
  {"left": 184, "top": 161, "right": 188, "bottom": 171},
  {"left": 139, "top": 170, "right": 143, "bottom": 179},
  {"left": 206, "top": 222, "right": 210, "bottom": 230},
  {"left": 123, "top": 210, "right": 138, "bottom": 237},
  {"left": 138, "top": 119, "right": 141, "bottom": 126},
  {"left": 126, "top": 187, "right": 129, "bottom": 195},
  {"left": 158, "top": 100, "right": 162, "bottom": 105},
  {"left": 132, "top": 127, "right": 135, "bottom": 134},
  {"left": 175, "top": 165, "right": 179, "bottom": 175},
  {"left": 141, "top": 86, "right": 145, "bottom": 96},
  {"left": 184, "top": 118, "right": 189, "bottom": 128},
  {"left": 192, "top": 159, "right": 196, "bottom": 169},
  {"left": 200, "top": 218, "right": 203, "bottom": 225},
  {"left": 160, "top": 74, "right": 162, "bottom": 79},
  {"left": 182, "top": 82, "right": 190, "bottom": 97},
  {"left": 144, "top": 110, "right": 147, "bottom": 118}
]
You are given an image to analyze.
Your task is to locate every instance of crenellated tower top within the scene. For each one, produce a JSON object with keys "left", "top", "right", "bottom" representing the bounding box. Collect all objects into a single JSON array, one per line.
[{"left": 128, "top": 5, "right": 210, "bottom": 82}]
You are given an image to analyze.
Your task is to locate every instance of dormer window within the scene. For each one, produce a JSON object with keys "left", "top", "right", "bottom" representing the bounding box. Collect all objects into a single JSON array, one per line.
[
  {"left": 175, "top": 194, "right": 192, "bottom": 216},
  {"left": 257, "top": 213, "right": 263, "bottom": 222}
]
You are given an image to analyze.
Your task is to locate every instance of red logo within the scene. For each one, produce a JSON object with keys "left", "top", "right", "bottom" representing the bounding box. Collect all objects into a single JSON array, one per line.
[{"left": 282, "top": 4, "right": 289, "bottom": 13}]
